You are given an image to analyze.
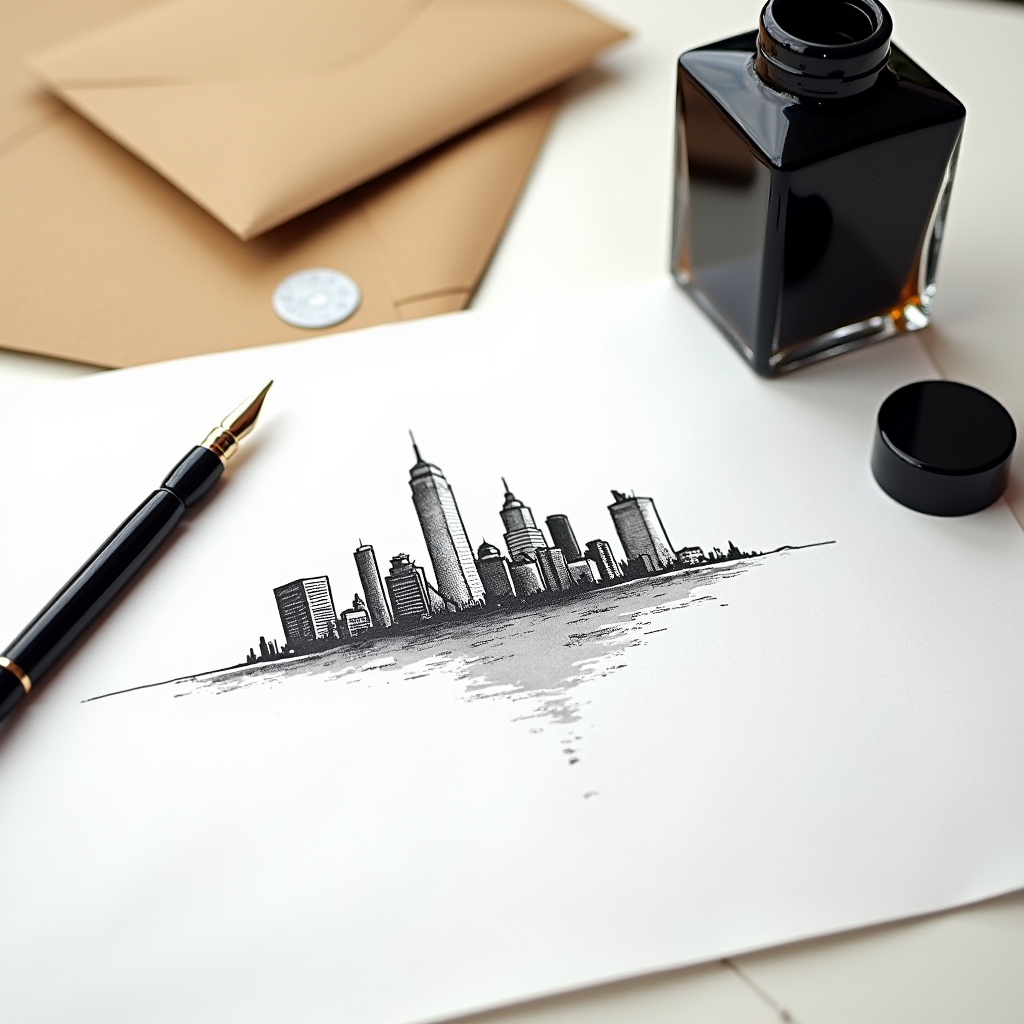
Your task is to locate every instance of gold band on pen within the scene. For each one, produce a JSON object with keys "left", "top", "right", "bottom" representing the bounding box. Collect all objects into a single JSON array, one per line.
[
  {"left": 0, "top": 656, "right": 31, "bottom": 694},
  {"left": 201, "top": 427, "right": 241, "bottom": 467}
]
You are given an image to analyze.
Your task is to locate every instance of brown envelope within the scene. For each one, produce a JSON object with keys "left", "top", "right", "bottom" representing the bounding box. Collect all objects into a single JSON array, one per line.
[
  {"left": 29, "top": 0, "right": 626, "bottom": 239},
  {"left": 0, "top": 1, "right": 564, "bottom": 367}
]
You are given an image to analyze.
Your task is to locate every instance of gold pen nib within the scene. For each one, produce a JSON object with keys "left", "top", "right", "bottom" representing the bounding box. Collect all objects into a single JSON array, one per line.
[
  {"left": 202, "top": 381, "right": 273, "bottom": 465},
  {"left": 221, "top": 381, "right": 273, "bottom": 442}
]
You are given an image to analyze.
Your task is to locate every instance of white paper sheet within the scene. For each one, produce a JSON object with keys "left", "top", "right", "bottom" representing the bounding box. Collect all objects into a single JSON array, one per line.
[{"left": 1, "top": 281, "right": 1023, "bottom": 1024}]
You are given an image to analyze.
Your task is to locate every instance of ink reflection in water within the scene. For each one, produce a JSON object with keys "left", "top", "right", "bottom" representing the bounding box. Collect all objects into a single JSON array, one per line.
[{"left": 88, "top": 560, "right": 785, "bottom": 766}]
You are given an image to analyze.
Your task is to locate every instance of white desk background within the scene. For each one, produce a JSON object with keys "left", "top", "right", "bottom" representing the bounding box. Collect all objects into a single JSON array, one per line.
[{"left": 3, "top": 0, "right": 1023, "bottom": 1020}]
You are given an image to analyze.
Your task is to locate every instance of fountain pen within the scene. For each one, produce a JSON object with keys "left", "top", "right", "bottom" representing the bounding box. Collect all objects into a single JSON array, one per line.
[{"left": 0, "top": 382, "right": 272, "bottom": 724}]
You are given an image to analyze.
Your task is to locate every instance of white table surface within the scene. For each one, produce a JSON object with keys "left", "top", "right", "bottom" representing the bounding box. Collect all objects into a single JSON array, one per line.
[{"left": 3, "top": 0, "right": 1023, "bottom": 1020}]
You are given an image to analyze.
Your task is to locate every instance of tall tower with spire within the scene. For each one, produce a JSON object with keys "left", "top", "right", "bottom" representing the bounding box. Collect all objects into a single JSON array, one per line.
[
  {"left": 499, "top": 479, "right": 547, "bottom": 560},
  {"left": 408, "top": 434, "right": 485, "bottom": 608}
]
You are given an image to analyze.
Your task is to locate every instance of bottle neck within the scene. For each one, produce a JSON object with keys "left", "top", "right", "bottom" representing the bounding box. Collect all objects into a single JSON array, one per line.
[{"left": 755, "top": 0, "right": 893, "bottom": 99}]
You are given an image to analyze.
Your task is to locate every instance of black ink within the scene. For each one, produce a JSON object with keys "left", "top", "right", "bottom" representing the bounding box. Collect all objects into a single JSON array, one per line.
[
  {"left": 671, "top": 1, "right": 965, "bottom": 376},
  {"left": 90, "top": 435, "right": 836, "bottom": 717}
]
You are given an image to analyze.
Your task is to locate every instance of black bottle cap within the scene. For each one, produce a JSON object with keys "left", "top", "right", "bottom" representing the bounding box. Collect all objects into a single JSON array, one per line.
[{"left": 871, "top": 380, "right": 1016, "bottom": 516}]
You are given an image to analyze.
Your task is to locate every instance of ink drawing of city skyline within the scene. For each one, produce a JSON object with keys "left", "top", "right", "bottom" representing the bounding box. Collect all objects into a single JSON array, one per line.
[
  {"left": 90, "top": 429, "right": 835, "bottom": 756},
  {"left": 256, "top": 431, "right": 775, "bottom": 658}
]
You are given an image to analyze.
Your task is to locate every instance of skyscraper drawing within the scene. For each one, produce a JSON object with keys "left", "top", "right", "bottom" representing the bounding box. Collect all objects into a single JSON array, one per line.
[
  {"left": 585, "top": 539, "right": 623, "bottom": 581},
  {"left": 476, "top": 541, "right": 515, "bottom": 603},
  {"left": 545, "top": 514, "right": 582, "bottom": 563},
  {"left": 340, "top": 595, "right": 372, "bottom": 638},
  {"left": 608, "top": 491, "right": 675, "bottom": 570},
  {"left": 566, "top": 559, "right": 595, "bottom": 587},
  {"left": 274, "top": 577, "right": 339, "bottom": 648},
  {"left": 509, "top": 554, "right": 545, "bottom": 597},
  {"left": 677, "top": 546, "right": 704, "bottom": 567},
  {"left": 353, "top": 543, "right": 393, "bottom": 629},
  {"left": 409, "top": 436, "right": 485, "bottom": 609},
  {"left": 236, "top": 430, "right": 776, "bottom": 669},
  {"left": 535, "top": 547, "right": 573, "bottom": 591},
  {"left": 626, "top": 553, "right": 657, "bottom": 576},
  {"left": 500, "top": 479, "right": 547, "bottom": 561},
  {"left": 385, "top": 554, "right": 432, "bottom": 621}
]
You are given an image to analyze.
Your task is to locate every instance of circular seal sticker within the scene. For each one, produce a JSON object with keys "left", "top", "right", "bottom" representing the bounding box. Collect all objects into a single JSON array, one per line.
[{"left": 272, "top": 268, "right": 361, "bottom": 329}]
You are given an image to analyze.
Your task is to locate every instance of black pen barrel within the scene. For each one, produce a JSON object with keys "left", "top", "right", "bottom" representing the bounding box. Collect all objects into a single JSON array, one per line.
[
  {"left": 0, "top": 446, "right": 224, "bottom": 717},
  {"left": 3, "top": 489, "right": 185, "bottom": 685}
]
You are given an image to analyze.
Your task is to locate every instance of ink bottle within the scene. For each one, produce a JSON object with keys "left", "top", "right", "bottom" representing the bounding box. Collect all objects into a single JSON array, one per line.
[{"left": 671, "top": 0, "right": 965, "bottom": 376}]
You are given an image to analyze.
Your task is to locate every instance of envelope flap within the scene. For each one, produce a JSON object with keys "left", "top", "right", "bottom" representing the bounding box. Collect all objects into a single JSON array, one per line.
[
  {"left": 363, "top": 90, "right": 560, "bottom": 302},
  {"left": 30, "top": 0, "right": 424, "bottom": 82},
  {"left": 0, "top": 0, "right": 154, "bottom": 150},
  {"left": 27, "top": 0, "right": 628, "bottom": 238},
  {"left": 0, "top": 94, "right": 557, "bottom": 367}
]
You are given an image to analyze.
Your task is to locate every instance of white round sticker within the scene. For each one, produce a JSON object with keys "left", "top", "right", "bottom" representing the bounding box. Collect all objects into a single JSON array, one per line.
[{"left": 272, "top": 268, "right": 361, "bottom": 329}]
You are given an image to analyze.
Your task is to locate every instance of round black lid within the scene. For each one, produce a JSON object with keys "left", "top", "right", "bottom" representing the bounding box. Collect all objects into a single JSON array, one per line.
[{"left": 871, "top": 380, "right": 1016, "bottom": 516}]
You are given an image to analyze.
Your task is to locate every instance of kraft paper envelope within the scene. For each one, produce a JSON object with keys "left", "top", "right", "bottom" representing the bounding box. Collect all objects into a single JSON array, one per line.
[
  {"left": 0, "top": 1, "right": 563, "bottom": 367},
  {"left": 29, "top": 0, "right": 627, "bottom": 239}
]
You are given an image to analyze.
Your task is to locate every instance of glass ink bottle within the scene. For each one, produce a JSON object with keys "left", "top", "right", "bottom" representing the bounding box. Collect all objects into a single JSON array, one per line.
[{"left": 671, "top": 0, "right": 965, "bottom": 376}]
